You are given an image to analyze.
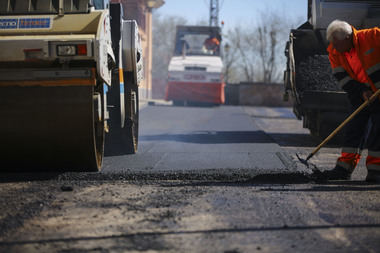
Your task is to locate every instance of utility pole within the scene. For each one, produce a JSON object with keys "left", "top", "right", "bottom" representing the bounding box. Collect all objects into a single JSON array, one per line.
[{"left": 209, "top": 0, "right": 219, "bottom": 27}]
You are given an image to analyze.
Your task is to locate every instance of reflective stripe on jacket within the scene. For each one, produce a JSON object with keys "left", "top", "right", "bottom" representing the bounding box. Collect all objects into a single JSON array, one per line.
[
  {"left": 367, "top": 151, "right": 380, "bottom": 172},
  {"left": 327, "top": 26, "right": 380, "bottom": 92}
]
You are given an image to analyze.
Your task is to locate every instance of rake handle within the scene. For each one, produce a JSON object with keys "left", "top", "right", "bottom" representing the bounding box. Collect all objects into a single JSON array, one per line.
[{"left": 309, "top": 88, "right": 380, "bottom": 159}]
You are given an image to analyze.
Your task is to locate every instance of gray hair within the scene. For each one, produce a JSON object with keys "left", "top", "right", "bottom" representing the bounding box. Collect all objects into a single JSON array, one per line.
[{"left": 326, "top": 20, "right": 352, "bottom": 41}]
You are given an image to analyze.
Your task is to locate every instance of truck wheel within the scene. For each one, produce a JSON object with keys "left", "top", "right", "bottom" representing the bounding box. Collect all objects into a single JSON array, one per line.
[
  {"left": 105, "top": 71, "right": 138, "bottom": 155},
  {"left": 91, "top": 82, "right": 106, "bottom": 171},
  {"left": 319, "top": 112, "right": 345, "bottom": 145},
  {"left": 124, "top": 81, "right": 139, "bottom": 154},
  {"left": 308, "top": 112, "right": 345, "bottom": 145}
]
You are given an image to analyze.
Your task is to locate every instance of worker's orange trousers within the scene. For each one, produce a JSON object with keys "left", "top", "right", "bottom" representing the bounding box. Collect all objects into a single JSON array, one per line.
[{"left": 337, "top": 101, "right": 380, "bottom": 173}]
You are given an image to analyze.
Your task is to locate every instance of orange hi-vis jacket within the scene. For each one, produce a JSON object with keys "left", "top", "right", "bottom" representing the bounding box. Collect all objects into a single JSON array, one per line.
[{"left": 327, "top": 26, "right": 380, "bottom": 93}]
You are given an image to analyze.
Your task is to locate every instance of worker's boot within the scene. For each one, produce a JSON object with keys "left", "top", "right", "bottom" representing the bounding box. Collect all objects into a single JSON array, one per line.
[
  {"left": 366, "top": 170, "right": 380, "bottom": 183},
  {"left": 315, "top": 165, "right": 353, "bottom": 181}
]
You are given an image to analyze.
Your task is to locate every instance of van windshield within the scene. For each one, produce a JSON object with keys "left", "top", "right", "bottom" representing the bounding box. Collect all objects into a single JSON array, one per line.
[{"left": 174, "top": 30, "right": 221, "bottom": 57}]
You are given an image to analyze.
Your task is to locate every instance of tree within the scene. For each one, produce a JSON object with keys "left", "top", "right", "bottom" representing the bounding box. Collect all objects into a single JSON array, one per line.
[
  {"left": 223, "top": 42, "right": 238, "bottom": 84},
  {"left": 227, "top": 26, "right": 256, "bottom": 82},
  {"left": 223, "top": 10, "right": 300, "bottom": 84},
  {"left": 255, "top": 11, "right": 287, "bottom": 83}
]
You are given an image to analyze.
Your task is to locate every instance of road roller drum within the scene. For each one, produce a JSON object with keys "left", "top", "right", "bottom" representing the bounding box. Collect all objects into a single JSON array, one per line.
[{"left": 0, "top": 1, "right": 143, "bottom": 171}]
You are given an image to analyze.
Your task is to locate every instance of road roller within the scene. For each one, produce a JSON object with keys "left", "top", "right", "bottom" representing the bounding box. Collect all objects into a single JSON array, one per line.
[{"left": 0, "top": 0, "right": 143, "bottom": 171}]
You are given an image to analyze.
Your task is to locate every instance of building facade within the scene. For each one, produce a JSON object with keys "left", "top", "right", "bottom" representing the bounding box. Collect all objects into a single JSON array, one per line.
[{"left": 111, "top": 0, "right": 164, "bottom": 99}]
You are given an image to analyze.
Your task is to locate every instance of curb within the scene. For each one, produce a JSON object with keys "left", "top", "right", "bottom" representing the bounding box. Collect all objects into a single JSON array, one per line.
[{"left": 139, "top": 99, "right": 172, "bottom": 110}]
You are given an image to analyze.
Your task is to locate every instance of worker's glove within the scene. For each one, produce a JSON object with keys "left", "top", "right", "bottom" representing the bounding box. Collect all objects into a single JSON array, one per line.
[{"left": 344, "top": 80, "right": 372, "bottom": 107}]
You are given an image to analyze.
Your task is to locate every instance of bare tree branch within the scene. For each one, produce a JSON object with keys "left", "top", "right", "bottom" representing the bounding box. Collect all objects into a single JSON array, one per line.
[{"left": 223, "top": 9, "right": 300, "bottom": 84}]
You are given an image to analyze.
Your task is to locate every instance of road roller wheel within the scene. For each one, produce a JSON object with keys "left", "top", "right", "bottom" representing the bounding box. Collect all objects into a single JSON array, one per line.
[
  {"left": 0, "top": 84, "right": 104, "bottom": 172},
  {"left": 92, "top": 82, "right": 106, "bottom": 171},
  {"left": 125, "top": 80, "right": 139, "bottom": 154},
  {"left": 105, "top": 71, "right": 139, "bottom": 156}
]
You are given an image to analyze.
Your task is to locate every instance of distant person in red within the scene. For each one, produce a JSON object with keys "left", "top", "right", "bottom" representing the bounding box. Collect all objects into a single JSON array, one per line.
[{"left": 203, "top": 36, "right": 220, "bottom": 54}]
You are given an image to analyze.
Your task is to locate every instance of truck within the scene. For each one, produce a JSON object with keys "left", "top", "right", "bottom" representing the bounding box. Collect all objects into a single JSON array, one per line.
[
  {"left": 0, "top": 0, "right": 143, "bottom": 171},
  {"left": 284, "top": 0, "right": 380, "bottom": 140},
  {"left": 165, "top": 25, "right": 225, "bottom": 106}
]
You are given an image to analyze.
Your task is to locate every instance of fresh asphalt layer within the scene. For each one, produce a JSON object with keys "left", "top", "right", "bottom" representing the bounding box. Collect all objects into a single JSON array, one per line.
[{"left": 102, "top": 104, "right": 312, "bottom": 181}]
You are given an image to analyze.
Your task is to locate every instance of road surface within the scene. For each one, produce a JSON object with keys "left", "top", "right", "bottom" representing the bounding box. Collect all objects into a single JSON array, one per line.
[{"left": 0, "top": 103, "right": 379, "bottom": 253}]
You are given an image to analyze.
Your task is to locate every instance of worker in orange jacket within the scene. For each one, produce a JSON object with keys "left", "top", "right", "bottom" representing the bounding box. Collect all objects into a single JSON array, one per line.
[{"left": 322, "top": 20, "right": 380, "bottom": 183}]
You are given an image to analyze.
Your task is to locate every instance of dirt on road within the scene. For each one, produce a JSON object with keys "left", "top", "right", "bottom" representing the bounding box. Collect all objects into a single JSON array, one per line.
[{"left": 1, "top": 175, "right": 380, "bottom": 253}]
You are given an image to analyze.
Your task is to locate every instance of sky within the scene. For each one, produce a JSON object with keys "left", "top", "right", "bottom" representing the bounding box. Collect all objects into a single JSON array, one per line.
[{"left": 155, "top": 0, "right": 308, "bottom": 30}]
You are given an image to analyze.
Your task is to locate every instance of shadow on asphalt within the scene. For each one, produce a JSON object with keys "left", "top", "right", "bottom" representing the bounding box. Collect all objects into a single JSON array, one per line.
[
  {"left": 1, "top": 171, "right": 378, "bottom": 190},
  {"left": 140, "top": 130, "right": 272, "bottom": 144},
  {"left": 0, "top": 172, "right": 62, "bottom": 183},
  {"left": 140, "top": 131, "right": 340, "bottom": 148},
  {"left": 258, "top": 184, "right": 380, "bottom": 192},
  {"left": 158, "top": 178, "right": 380, "bottom": 190}
]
